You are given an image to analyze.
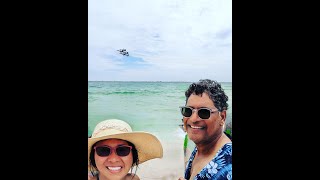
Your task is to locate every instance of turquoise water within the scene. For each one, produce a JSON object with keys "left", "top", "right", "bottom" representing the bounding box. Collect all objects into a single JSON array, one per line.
[{"left": 88, "top": 81, "right": 232, "bottom": 148}]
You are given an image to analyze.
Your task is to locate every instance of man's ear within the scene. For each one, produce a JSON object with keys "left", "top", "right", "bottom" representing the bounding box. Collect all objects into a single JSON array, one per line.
[
  {"left": 219, "top": 110, "right": 227, "bottom": 126},
  {"left": 220, "top": 110, "right": 226, "bottom": 120}
]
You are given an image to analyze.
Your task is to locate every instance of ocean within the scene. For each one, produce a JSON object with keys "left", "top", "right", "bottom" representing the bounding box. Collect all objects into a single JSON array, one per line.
[{"left": 88, "top": 81, "right": 232, "bottom": 150}]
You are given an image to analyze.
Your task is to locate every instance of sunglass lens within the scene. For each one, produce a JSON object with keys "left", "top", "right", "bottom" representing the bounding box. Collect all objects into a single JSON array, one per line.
[
  {"left": 198, "top": 109, "right": 210, "bottom": 119},
  {"left": 96, "top": 147, "right": 111, "bottom": 156},
  {"left": 116, "top": 146, "right": 131, "bottom": 156},
  {"left": 181, "top": 107, "right": 192, "bottom": 117}
]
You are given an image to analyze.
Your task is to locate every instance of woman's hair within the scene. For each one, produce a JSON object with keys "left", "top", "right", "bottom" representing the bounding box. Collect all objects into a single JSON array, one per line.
[
  {"left": 185, "top": 79, "right": 229, "bottom": 112},
  {"left": 89, "top": 140, "right": 139, "bottom": 175}
]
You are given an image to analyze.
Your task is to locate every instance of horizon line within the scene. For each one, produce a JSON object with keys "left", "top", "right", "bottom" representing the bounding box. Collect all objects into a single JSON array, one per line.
[{"left": 88, "top": 80, "right": 232, "bottom": 83}]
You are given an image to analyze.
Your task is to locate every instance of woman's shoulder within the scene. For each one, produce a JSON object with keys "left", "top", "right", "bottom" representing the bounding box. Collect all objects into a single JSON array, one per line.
[
  {"left": 126, "top": 173, "right": 140, "bottom": 180},
  {"left": 88, "top": 174, "right": 97, "bottom": 180}
]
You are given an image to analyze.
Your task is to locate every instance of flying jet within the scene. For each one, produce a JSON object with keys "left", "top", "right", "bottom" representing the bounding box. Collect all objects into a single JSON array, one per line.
[
  {"left": 118, "top": 49, "right": 126, "bottom": 52},
  {"left": 117, "top": 49, "right": 129, "bottom": 56}
]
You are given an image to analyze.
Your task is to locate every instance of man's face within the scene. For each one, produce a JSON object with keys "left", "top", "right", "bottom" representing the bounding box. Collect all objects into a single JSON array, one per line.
[{"left": 183, "top": 93, "right": 225, "bottom": 145}]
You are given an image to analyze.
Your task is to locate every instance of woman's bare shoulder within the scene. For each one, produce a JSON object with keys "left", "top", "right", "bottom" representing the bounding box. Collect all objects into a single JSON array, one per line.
[
  {"left": 88, "top": 174, "right": 97, "bottom": 180},
  {"left": 126, "top": 173, "right": 140, "bottom": 180}
]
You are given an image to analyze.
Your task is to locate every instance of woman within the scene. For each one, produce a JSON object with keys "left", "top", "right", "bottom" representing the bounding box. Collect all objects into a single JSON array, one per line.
[{"left": 88, "top": 119, "right": 163, "bottom": 180}]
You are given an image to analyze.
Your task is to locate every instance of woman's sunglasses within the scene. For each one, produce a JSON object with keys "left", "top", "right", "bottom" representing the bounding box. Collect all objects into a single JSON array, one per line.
[
  {"left": 94, "top": 145, "right": 132, "bottom": 157},
  {"left": 179, "top": 106, "right": 219, "bottom": 119}
]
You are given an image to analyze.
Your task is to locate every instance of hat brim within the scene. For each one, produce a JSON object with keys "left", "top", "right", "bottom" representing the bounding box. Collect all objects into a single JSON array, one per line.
[{"left": 88, "top": 131, "right": 163, "bottom": 166}]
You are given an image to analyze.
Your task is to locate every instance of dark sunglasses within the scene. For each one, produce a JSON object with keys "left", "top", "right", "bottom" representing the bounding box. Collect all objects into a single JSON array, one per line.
[
  {"left": 179, "top": 106, "right": 219, "bottom": 119},
  {"left": 94, "top": 145, "right": 132, "bottom": 157}
]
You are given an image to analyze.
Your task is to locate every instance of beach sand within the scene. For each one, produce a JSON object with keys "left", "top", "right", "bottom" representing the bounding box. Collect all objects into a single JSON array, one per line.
[{"left": 136, "top": 135, "right": 191, "bottom": 180}]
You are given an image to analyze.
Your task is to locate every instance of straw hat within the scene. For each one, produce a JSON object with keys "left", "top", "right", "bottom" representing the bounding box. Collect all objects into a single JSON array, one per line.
[{"left": 88, "top": 119, "right": 163, "bottom": 166}]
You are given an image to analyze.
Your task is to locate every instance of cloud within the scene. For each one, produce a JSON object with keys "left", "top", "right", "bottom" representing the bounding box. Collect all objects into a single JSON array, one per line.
[{"left": 89, "top": 0, "right": 232, "bottom": 82}]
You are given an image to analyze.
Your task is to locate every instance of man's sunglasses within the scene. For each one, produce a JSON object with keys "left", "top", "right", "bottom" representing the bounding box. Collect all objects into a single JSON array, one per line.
[
  {"left": 179, "top": 106, "right": 219, "bottom": 119},
  {"left": 94, "top": 145, "right": 132, "bottom": 157}
]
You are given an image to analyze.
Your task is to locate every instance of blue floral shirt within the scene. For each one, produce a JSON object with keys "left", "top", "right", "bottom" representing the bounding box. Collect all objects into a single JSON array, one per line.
[{"left": 184, "top": 143, "right": 232, "bottom": 180}]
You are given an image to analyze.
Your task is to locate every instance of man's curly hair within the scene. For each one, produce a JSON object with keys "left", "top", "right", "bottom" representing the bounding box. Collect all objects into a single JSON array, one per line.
[{"left": 185, "top": 79, "right": 228, "bottom": 112}]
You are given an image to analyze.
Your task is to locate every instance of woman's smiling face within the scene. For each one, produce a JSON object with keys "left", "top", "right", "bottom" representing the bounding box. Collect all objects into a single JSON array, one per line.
[{"left": 94, "top": 139, "right": 133, "bottom": 180}]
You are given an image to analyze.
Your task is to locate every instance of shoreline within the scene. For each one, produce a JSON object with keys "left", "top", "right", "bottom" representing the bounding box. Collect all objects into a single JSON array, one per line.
[
  {"left": 88, "top": 126, "right": 191, "bottom": 179},
  {"left": 136, "top": 142, "right": 185, "bottom": 179},
  {"left": 136, "top": 131, "right": 190, "bottom": 179}
]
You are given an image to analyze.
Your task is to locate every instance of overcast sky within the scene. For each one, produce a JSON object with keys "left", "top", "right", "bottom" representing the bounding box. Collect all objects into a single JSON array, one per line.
[{"left": 89, "top": 0, "right": 232, "bottom": 82}]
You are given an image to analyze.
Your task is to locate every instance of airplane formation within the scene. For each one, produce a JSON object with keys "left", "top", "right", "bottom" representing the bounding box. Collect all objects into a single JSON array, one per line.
[{"left": 117, "top": 49, "right": 129, "bottom": 56}]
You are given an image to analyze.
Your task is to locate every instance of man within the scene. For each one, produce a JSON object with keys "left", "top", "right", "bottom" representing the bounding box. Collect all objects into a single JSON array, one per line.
[{"left": 179, "top": 79, "right": 232, "bottom": 180}]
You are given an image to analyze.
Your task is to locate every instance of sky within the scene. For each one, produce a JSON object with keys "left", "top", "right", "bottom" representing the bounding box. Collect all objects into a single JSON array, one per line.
[{"left": 88, "top": 0, "right": 232, "bottom": 82}]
